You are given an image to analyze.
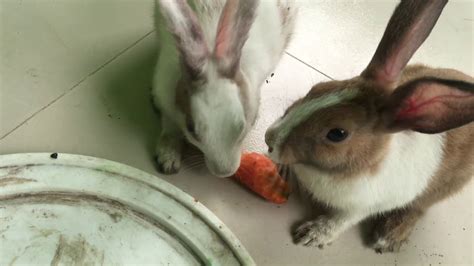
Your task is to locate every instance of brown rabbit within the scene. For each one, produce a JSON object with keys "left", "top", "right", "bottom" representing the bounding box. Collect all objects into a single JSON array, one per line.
[{"left": 265, "top": 0, "right": 474, "bottom": 252}]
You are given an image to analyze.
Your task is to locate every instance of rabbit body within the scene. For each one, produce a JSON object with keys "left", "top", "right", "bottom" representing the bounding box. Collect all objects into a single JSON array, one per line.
[
  {"left": 295, "top": 65, "right": 474, "bottom": 216},
  {"left": 152, "top": 0, "right": 297, "bottom": 176},
  {"left": 265, "top": 0, "right": 474, "bottom": 252}
]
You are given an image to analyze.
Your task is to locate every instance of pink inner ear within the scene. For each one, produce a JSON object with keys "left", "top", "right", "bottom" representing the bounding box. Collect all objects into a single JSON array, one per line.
[
  {"left": 215, "top": 25, "right": 230, "bottom": 58},
  {"left": 214, "top": 0, "right": 237, "bottom": 59},
  {"left": 395, "top": 83, "right": 472, "bottom": 121}
]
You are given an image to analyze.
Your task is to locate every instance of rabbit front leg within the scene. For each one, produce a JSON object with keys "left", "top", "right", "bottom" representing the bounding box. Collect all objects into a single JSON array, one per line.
[
  {"left": 294, "top": 210, "right": 365, "bottom": 248},
  {"left": 372, "top": 208, "right": 424, "bottom": 253},
  {"left": 155, "top": 115, "right": 183, "bottom": 174}
]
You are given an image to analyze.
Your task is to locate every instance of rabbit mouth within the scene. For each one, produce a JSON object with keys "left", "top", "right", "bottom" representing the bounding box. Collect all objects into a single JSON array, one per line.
[
  {"left": 205, "top": 158, "right": 240, "bottom": 178},
  {"left": 268, "top": 145, "right": 298, "bottom": 166},
  {"left": 208, "top": 167, "right": 238, "bottom": 178}
]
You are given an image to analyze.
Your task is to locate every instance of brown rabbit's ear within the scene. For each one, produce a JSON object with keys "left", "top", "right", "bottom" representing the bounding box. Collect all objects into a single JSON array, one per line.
[
  {"left": 214, "top": 0, "right": 259, "bottom": 77},
  {"left": 383, "top": 78, "right": 474, "bottom": 134},
  {"left": 158, "top": 0, "right": 209, "bottom": 77},
  {"left": 361, "top": 0, "right": 448, "bottom": 88}
]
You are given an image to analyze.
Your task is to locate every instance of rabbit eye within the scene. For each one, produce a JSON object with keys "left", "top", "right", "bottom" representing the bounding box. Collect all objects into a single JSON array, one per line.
[
  {"left": 326, "top": 128, "right": 348, "bottom": 142},
  {"left": 186, "top": 118, "right": 197, "bottom": 138}
]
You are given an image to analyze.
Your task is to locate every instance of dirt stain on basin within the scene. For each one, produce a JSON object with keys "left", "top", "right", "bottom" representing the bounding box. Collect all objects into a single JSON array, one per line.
[
  {"left": 50, "top": 234, "right": 104, "bottom": 266},
  {"left": 0, "top": 177, "right": 37, "bottom": 187}
]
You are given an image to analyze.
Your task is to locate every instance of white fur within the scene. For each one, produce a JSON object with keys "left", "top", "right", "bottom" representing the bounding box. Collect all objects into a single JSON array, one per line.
[
  {"left": 292, "top": 131, "right": 446, "bottom": 242},
  {"left": 152, "top": 0, "right": 296, "bottom": 176},
  {"left": 294, "top": 212, "right": 365, "bottom": 247},
  {"left": 186, "top": 63, "right": 247, "bottom": 175},
  {"left": 294, "top": 132, "right": 444, "bottom": 235},
  {"left": 295, "top": 132, "right": 446, "bottom": 214}
]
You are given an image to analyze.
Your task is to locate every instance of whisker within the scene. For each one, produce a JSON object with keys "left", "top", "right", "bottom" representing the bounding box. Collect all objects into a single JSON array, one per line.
[
  {"left": 180, "top": 158, "right": 205, "bottom": 173},
  {"left": 182, "top": 155, "right": 204, "bottom": 163},
  {"left": 277, "top": 164, "right": 284, "bottom": 172},
  {"left": 182, "top": 161, "right": 204, "bottom": 170},
  {"left": 279, "top": 164, "right": 292, "bottom": 182}
]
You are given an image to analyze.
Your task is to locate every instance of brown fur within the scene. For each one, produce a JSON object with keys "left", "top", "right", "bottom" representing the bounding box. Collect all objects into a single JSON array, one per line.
[
  {"left": 279, "top": 78, "right": 390, "bottom": 179},
  {"left": 414, "top": 124, "right": 474, "bottom": 209},
  {"left": 280, "top": 64, "right": 473, "bottom": 178},
  {"left": 374, "top": 124, "right": 474, "bottom": 252},
  {"left": 373, "top": 208, "right": 424, "bottom": 253},
  {"left": 278, "top": 64, "right": 474, "bottom": 251},
  {"left": 267, "top": 0, "right": 473, "bottom": 252},
  {"left": 276, "top": 68, "right": 473, "bottom": 254},
  {"left": 362, "top": 0, "right": 448, "bottom": 87}
]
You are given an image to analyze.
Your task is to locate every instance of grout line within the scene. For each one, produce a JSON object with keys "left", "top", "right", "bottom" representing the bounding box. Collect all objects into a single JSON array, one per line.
[
  {"left": 285, "top": 51, "right": 334, "bottom": 80},
  {"left": 0, "top": 30, "right": 155, "bottom": 141}
]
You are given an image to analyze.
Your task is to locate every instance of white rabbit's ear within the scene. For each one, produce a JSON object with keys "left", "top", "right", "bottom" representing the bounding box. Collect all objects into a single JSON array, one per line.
[
  {"left": 383, "top": 77, "right": 474, "bottom": 134},
  {"left": 362, "top": 0, "right": 447, "bottom": 88},
  {"left": 158, "top": 0, "right": 209, "bottom": 77},
  {"left": 214, "top": 0, "right": 259, "bottom": 77}
]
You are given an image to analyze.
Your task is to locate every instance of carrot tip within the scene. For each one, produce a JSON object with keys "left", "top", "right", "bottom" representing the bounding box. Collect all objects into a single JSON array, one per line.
[{"left": 233, "top": 152, "right": 291, "bottom": 204}]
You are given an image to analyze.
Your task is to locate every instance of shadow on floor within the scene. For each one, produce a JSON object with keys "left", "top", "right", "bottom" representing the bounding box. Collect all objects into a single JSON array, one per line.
[
  {"left": 97, "top": 34, "right": 212, "bottom": 177},
  {"left": 99, "top": 36, "right": 160, "bottom": 158}
]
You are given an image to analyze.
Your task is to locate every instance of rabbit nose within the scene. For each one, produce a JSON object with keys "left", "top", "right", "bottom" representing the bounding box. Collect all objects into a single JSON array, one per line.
[
  {"left": 265, "top": 132, "right": 275, "bottom": 153},
  {"left": 265, "top": 130, "right": 274, "bottom": 146}
]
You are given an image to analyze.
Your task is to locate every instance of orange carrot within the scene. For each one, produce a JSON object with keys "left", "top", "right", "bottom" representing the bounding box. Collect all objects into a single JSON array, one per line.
[{"left": 233, "top": 152, "right": 290, "bottom": 204}]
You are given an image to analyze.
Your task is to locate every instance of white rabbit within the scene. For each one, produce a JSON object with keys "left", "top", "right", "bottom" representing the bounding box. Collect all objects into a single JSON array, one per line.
[
  {"left": 152, "top": 0, "right": 297, "bottom": 177},
  {"left": 265, "top": 0, "right": 474, "bottom": 252}
]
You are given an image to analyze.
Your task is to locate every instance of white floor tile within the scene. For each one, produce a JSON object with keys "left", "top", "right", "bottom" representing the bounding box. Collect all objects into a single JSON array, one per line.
[
  {"left": 0, "top": 0, "right": 154, "bottom": 138},
  {"left": 289, "top": 0, "right": 474, "bottom": 79}
]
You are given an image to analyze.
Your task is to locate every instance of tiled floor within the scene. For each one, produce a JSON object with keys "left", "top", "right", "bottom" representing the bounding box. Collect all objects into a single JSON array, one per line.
[{"left": 1, "top": 0, "right": 472, "bottom": 265}]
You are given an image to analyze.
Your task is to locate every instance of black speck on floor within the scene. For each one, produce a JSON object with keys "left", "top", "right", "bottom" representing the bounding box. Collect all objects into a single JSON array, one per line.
[
  {"left": 50, "top": 153, "right": 58, "bottom": 159},
  {"left": 462, "top": 227, "right": 466, "bottom": 231},
  {"left": 266, "top": 80, "right": 269, "bottom": 83},
  {"left": 271, "top": 73, "right": 274, "bottom": 77}
]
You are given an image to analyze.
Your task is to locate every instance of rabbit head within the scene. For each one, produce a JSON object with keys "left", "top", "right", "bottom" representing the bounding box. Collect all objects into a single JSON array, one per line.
[
  {"left": 265, "top": 0, "right": 474, "bottom": 176},
  {"left": 158, "top": 0, "right": 259, "bottom": 177}
]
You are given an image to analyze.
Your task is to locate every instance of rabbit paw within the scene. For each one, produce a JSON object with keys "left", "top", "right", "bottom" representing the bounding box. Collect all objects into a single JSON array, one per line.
[
  {"left": 155, "top": 140, "right": 182, "bottom": 175},
  {"left": 372, "top": 237, "right": 406, "bottom": 253},
  {"left": 372, "top": 209, "right": 422, "bottom": 253},
  {"left": 155, "top": 153, "right": 181, "bottom": 174},
  {"left": 293, "top": 216, "right": 338, "bottom": 248}
]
